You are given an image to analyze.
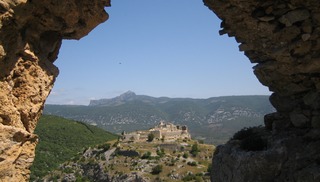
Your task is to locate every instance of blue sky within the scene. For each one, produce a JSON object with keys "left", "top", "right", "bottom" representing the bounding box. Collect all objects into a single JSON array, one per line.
[{"left": 46, "top": 0, "right": 271, "bottom": 105}]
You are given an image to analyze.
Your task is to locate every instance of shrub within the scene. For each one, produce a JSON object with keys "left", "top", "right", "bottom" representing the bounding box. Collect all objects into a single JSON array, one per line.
[
  {"left": 97, "top": 143, "right": 110, "bottom": 151},
  {"left": 173, "top": 150, "right": 177, "bottom": 154},
  {"left": 151, "top": 165, "right": 163, "bottom": 175},
  {"left": 141, "top": 151, "right": 151, "bottom": 159},
  {"left": 117, "top": 150, "right": 139, "bottom": 157},
  {"left": 157, "top": 148, "right": 165, "bottom": 157},
  {"left": 187, "top": 161, "right": 197, "bottom": 166},
  {"left": 100, "top": 155, "right": 106, "bottom": 161},
  {"left": 195, "top": 176, "right": 203, "bottom": 182},
  {"left": 183, "top": 152, "right": 189, "bottom": 159},
  {"left": 167, "top": 157, "right": 176, "bottom": 166},
  {"left": 147, "top": 133, "right": 155, "bottom": 142},
  {"left": 207, "top": 163, "right": 212, "bottom": 175},
  {"left": 183, "top": 173, "right": 204, "bottom": 182},
  {"left": 183, "top": 174, "right": 195, "bottom": 181},
  {"left": 190, "top": 143, "right": 199, "bottom": 157},
  {"left": 232, "top": 126, "right": 268, "bottom": 151},
  {"left": 231, "top": 127, "right": 254, "bottom": 140}
]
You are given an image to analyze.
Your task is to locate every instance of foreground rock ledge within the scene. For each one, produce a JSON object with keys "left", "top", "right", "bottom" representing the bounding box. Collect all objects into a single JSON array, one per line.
[
  {"left": 211, "top": 127, "right": 320, "bottom": 181},
  {"left": 204, "top": 0, "right": 320, "bottom": 181},
  {"left": 0, "top": 0, "right": 110, "bottom": 180}
]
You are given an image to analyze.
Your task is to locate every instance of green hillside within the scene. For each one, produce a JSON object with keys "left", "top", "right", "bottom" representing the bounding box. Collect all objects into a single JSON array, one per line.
[
  {"left": 44, "top": 93, "right": 274, "bottom": 145},
  {"left": 30, "top": 115, "right": 118, "bottom": 180},
  {"left": 43, "top": 138, "right": 215, "bottom": 181}
]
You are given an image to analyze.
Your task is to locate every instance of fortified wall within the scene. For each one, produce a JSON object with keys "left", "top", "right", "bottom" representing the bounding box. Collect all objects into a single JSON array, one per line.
[{"left": 0, "top": 0, "right": 320, "bottom": 181}]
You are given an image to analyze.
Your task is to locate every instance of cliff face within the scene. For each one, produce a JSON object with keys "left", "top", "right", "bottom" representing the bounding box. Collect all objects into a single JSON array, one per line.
[
  {"left": 204, "top": 0, "right": 320, "bottom": 181},
  {"left": 0, "top": 0, "right": 110, "bottom": 181}
]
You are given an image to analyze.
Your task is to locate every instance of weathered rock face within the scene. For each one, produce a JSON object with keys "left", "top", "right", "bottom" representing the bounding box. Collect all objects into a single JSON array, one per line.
[
  {"left": 205, "top": 0, "right": 320, "bottom": 127},
  {"left": 0, "top": 0, "right": 110, "bottom": 181},
  {"left": 211, "top": 127, "right": 320, "bottom": 181},
  {"left": 204, "top": 0, "right": 320, "bottom": 181}
]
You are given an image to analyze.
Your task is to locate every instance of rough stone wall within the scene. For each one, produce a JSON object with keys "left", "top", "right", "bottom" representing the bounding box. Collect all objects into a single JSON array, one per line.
[
  {"left": 204, "top": 0, "right": 320, "bottom": 129},
  {"left": 0, "top": 0, "right": 110, "bottom": 181},
  {"left": 204, "top": 0, "right": 320, "bottom": 181}
]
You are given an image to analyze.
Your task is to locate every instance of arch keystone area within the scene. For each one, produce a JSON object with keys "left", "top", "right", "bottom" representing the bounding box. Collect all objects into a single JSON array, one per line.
[{"left": 1, "top": 0, "right": 320, "bottom": 181}]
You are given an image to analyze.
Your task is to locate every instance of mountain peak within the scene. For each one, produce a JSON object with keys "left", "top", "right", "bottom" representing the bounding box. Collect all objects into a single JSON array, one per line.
[
  {"left": 120, "top": 90, "right": 136, "bottom": 97},
  {"left": 89, "top": 91, "right": 138, "bottom": 106},
  {"left": 118, "top": 91, "right": 136, "bottom": 101}
]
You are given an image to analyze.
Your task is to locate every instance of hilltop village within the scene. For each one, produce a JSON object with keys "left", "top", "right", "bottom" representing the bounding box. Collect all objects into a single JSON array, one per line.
[{"left": 121, "top": 121, "right": 191, "bottom": 142}]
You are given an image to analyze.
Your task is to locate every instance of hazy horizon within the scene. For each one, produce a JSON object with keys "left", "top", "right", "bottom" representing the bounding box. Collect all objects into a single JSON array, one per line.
[{"left": 46, "top": 90, "right": 271, "bottom": 106}]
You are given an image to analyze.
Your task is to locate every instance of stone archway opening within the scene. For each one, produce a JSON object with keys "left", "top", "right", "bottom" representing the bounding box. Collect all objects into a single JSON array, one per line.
[
  {"left": 1, "top": 0, "right": 320, "bottom": 181},
  {"left": 47, "top": 0, "right": 269, "bottom": 105}
]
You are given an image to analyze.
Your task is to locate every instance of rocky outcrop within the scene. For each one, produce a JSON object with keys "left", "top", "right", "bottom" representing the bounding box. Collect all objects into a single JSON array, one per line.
[
  {"left": 211, "top": 127, "right": 320, "bottom": 181},
  {"left": 204, "top": 0, "right": 320, "bottom": 181},
  {"left": 205, "top": 0, "right": 320, "bottom": 127},
  {"left": 0, "top": 0, "right": 110, "bottom": 180}
]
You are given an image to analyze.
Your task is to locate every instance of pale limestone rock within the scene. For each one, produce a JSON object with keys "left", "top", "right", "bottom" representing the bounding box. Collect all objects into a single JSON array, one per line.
[
  {"left": 0, "top": 45, "right": 5, "bottom": 61},
  {"left": 0, "top": 0, "right": 110, "bottom": 181}
]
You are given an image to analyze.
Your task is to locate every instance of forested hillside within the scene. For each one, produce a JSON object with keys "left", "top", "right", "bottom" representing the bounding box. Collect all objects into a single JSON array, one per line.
[
  {"left": 30, "top": 115, "right": 118, "bottom": 180},
  {"left": 44, "top": 92, "right": 274, "bottom": 144}
]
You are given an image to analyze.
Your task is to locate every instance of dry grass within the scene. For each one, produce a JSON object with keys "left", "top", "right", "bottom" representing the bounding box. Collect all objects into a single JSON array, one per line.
[{"left": 105, "top": 139, "right": 215, "bottom": 181}]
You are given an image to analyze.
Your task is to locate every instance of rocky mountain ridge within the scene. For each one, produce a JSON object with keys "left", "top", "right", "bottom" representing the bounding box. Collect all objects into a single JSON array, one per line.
[
  {"left": 44, "top": 92, "right": 274, "bottom": 144},
  {"left": 89, "top": 91, "right": 200, "bottom": 106}
]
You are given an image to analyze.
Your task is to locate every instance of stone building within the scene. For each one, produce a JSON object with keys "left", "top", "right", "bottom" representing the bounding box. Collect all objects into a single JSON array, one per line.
[{"left": 121, "top": 121, "right": 191, "bottom": 142}]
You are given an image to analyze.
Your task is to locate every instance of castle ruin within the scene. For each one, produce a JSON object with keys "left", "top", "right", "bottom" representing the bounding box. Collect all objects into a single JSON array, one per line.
[{"left": 121, "top": 121, "right": 191, "bottom": 142}]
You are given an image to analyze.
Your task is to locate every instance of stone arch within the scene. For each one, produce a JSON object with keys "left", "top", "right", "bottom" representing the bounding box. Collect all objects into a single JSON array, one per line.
[
  {"left": 205, "top": 0, "right": 320, "bottom": 129},
  {"left": 205, "top": 0, "right": 320, "bottom": 181},
  {"left": 0, "top": 0, "right": 320, "bottom": 181}
]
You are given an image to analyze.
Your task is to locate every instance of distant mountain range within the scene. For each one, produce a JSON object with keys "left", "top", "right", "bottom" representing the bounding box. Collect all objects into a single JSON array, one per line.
[{"left": 44, "top": 91, "right": 275, "bottom": 145}]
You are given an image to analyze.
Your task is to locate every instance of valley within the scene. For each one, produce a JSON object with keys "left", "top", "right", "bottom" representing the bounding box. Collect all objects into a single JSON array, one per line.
[
  {"left": 41, "top": 123, "right": 214, "bottom": 182},
  {"left": 44, "top": 91, "right": 274, "bottom": 144},
  {"left": 31, "top": 92, "right": 274, "bottom": 181}
]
